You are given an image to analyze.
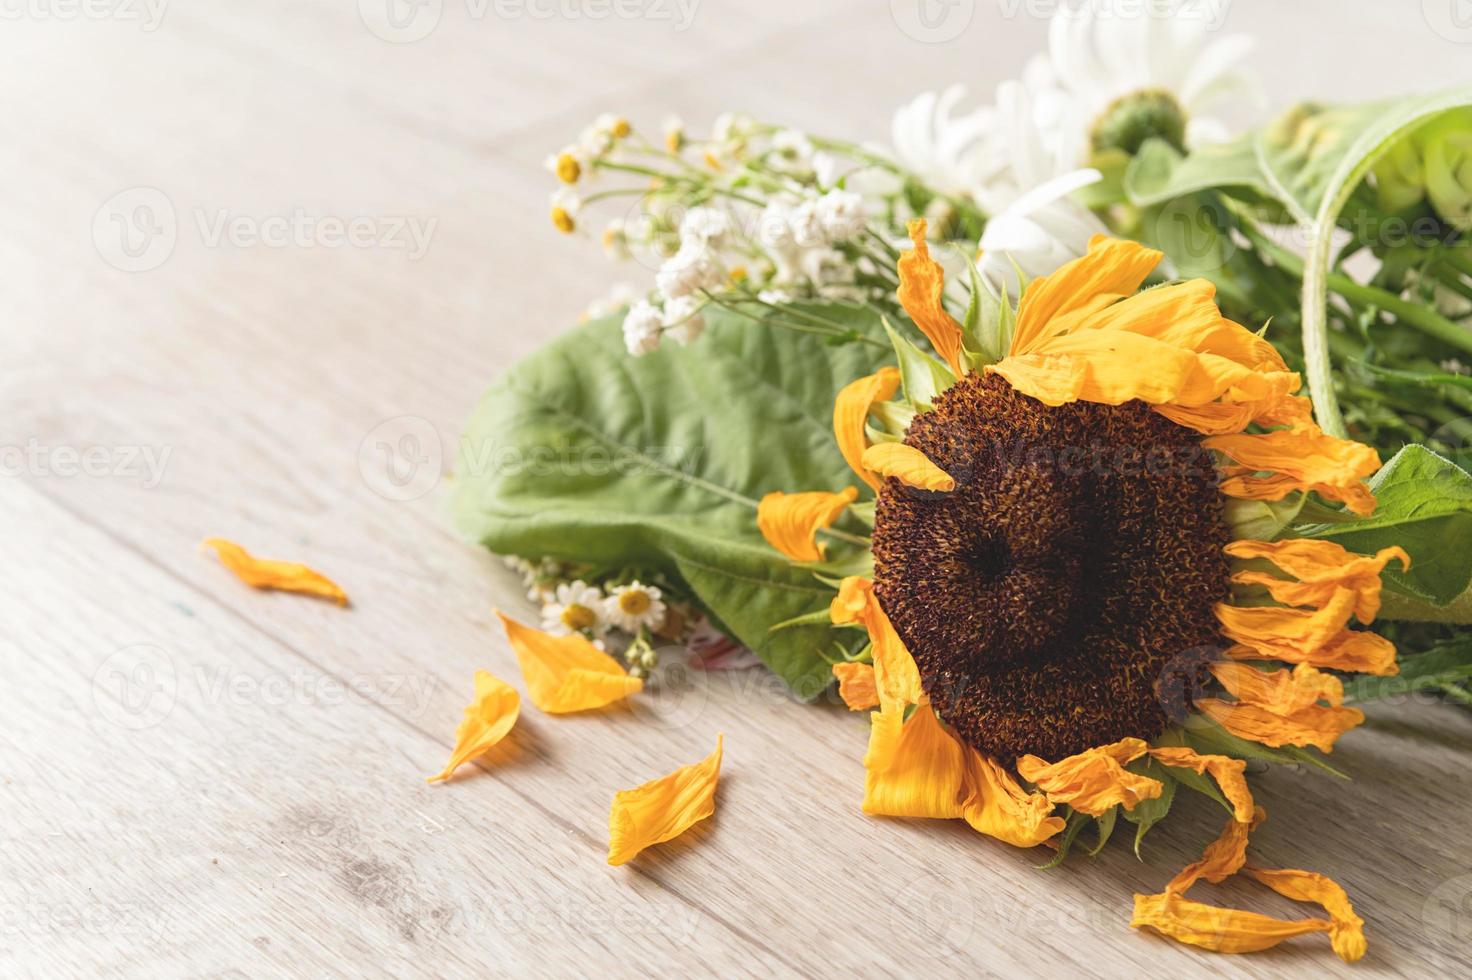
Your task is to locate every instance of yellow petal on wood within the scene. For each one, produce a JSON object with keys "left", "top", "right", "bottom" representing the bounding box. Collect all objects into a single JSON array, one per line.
[
  {"left": 829, "top": 577, "right": 923, "bottom": 711},
  {"left": 757, "top": 486, "right": 858, "bottom": 562},
  {"left": 496, "top": 611, "right": 643, "bottom": 713},
  {"left": 427, "top": 670, "right": 521, "bottom": 783},
  {"left": 833, "top": 367, "right": 902, "bottom": 491},
  {"left": 1147, "top": 746, "right": 1253, "bottom": 823},
  {"left": 607, "top": 735, "right": 723, "bottom": 866},
  {"left": 860, "top": 443, "right": 956, "bottom": 491},
  {"left": 1225, "top": 538, "right": 1410, "bottom": 625},
  {"left": 862, "top": 702, "right": 967, "bottom": 819},
  {"left": 1014, "top": 737, "right": 1161, "bottom": 816},
  {"left": 896, "top": 219, "right": 966, "bottom": 376},
  {"left": 832, "top": 661, "right": 879, "bottom": 711},
  {"left": 203, "top": 538, "right": 348, "bottom": 605},
  {"left": 960, "top": 748, "right": 1066, "bottom": 848}
]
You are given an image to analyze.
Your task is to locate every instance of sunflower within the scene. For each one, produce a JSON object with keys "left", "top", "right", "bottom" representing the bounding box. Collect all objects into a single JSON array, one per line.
[{"left": 757, "top": 220, "right": 1411, "bottom": 962}]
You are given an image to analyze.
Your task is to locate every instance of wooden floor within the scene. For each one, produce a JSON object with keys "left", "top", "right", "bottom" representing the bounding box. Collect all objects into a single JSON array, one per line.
[{"left": 4, "top": 2, "right": 1472, "bottom": 976}]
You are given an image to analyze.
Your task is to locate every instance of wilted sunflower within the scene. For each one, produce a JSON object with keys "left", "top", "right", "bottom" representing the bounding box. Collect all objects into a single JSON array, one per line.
[{"left": 758, "top": 221, "right": 1411, "bottom": 963}]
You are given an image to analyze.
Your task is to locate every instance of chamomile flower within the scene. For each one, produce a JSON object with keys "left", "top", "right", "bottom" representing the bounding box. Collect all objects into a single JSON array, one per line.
[
  {"left": 605, "top": 581, "right": 666, "bottom": 633},
  {"left": 541, "top": 580, "right": 608, "bottom": 636},
  {"left": 621, "top": 300, "right": 664, "bottom": 356},
  {"left": 550, "top": 188, "right": 581, "bottom": 234}
]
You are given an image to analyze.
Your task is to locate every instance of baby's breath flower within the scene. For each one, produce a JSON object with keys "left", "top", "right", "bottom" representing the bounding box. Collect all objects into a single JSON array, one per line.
[
  {"left": 541, "top": 580, "right": 608, "bottom": 636},
  {"left": 656, "top": 242, "right": 725, "bottom": 300},
  {"left": 605, "top": 581, "right": 667, "bottom": 633},
  {"left": 622, "top": 300, "right": 665, "bottom": 356},
  {"left": 678, "top": 206, "right": 732, "bottom": 249},
  {"left": 663, "top": 296, "right": 706, "bottom": 345},
  {"left": 815, "top": 189, "right": 868, "bottom": 243}
]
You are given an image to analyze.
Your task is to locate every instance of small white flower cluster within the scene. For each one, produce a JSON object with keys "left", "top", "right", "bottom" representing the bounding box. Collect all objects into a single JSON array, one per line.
[{"left": 504, "top": 557, "right": 670, "bottom": 671}]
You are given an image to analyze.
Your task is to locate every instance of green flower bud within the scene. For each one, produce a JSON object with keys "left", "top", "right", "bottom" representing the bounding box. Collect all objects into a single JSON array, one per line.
[
  {"left": 1090, "top": 89, "right": 1187, "bottom": 156},
  {"left": 1372, "top": 107, "right": 1472, "bottom": 229}
]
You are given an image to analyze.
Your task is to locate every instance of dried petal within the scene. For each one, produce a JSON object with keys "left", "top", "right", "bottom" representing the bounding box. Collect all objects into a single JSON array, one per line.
[
  {"left": 1147, "top": 746, "right": 1253, "bottom": 823},
  {"left": 204, "top": 538, "right": 347, "bottom": 605},
  {"left": 960, "top": 748, "right": 1066, "bottom": 848},
  {"left": 497, "top": 612, "right": 643, "bottom": 713},
  {"left": 1014, "top": 737, "right": 1162, "bottom": 816},
  {"left": 832, "top": 661, "right": 879, "bottom": 711},
  {"left": 427, "top": 670, "right": 521, "bottom": 783},
  {"left": 757, "top": 486, "right": 858, "bottom": 561},
  {"left": 834, "top": 367, "right": 902, "bottom": 491},
  {"left": 829, "top": 577, "right": 923, "bottom": 711},
  {"left": 607, "top": 735, "right": 723, "bottom": 865},
  {"left": 862, "top": 702, "right": 967, "bottom": 819},
  {"left": 860, "top": 442, "right": 956, "bottom": 491},
  {"left": 1226, "top": 538, "right": 1410, "bottom": 624},
  {"left": 897, "top": 219, "right": 966, "bottom": 376}
]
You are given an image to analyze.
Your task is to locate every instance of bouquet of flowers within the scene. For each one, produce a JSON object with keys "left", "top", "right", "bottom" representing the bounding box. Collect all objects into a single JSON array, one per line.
[{"left": 432, "top": 0, "right": 1472, "bottom": 962}]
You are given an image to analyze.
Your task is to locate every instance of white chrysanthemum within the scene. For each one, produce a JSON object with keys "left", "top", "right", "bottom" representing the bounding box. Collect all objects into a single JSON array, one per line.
[
  {"left": 889, "top": 85, "right": 998, "bottom": 196},
  {"left": 1037, "top": 0, "right": 1258, "bottom": 153},
  {"left": 622, "top": 300, "right": 664, "bottom": 356},
  {"left": 656, "top": 242, "right": 725, "bottom": 300},
  {"left": 541, "top": 580, "right": 608, "bottom": 636},
  {"left": 662, "top": 296, "right": 706, "bottom": 345},
  {"left": 605, "top": 581, "right": 666, "bottom": 633},
  {"left": 816, "top": 189, "right": 867, "bottom": 243}
]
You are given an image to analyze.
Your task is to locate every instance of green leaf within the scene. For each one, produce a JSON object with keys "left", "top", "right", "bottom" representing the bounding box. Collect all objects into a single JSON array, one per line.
[
  {"left": 1087, "top": 806, "right": 1119, "bottom": 857},
  {"left": 451, "top": 307, "right": 889, "bottom": 696},
  {"left": 1303, "top": 445, "right": 1472, "bottom": 617},
  {"left": 882, "top": 319, "right": 952, "bottom": 410},
  {"left": 1343, "top": 636, "right": 1472, "bottom": 702},
  {"left": 1037, "top": 809, "right": 1090, "bottom": 870},
  {"left": 1121, "top": 757, "right": 1177, "bottom": 858},
  {"left": 1125, "top": 132, "right": 1272, "bottom": 207}
]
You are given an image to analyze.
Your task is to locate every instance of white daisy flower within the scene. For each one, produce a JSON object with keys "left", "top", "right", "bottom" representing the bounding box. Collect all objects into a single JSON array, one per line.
[
  {"left": 541, "top": 580, "right": 607, "bottom": 636},
  {"left": 1036, "top": 0, "right": 1259, "bottom": 155},
  {"left": 889, "top": 85, "right": 998, "bottom": 197},
  {"left": 621, "top": 300, "right": 665, "bottom": 356},
  {"left": 662, "top": 296, "right": 706, "bottom": 346},
  {"left": 605, "top": 581, "right": 667, "bottom": 633}
]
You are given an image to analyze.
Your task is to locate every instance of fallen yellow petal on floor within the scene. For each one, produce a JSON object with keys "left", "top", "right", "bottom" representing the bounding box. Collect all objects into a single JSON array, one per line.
[
  {"left": 860, "top": 442, "right": 956, "bottom": 491},
  {"left": 497, "top": 612, "right": 643, "bottom": 713},
  {"left": 203, "top": 538, "right": 348, "bottom": 605},
  {"left": 427, "top": 670, "right": 521, "bottom": 783},
  {"left": 832, "top": 661, "right": 879, "bottom": 710},
  {"left": 608, "top": 735, "right": 723, "bottom": 866}
]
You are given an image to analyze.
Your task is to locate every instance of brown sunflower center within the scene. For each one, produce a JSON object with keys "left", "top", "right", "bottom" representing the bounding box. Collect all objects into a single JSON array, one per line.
[{"left": 871, "top": 373, "right": 1231, "bottom": 763}]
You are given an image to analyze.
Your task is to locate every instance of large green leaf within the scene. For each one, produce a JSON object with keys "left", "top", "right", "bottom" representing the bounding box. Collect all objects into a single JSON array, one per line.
[
  {"left": 1304, "top": 445, "right": 1472, "bottom": 619},
  {"left": 451, "top": 307, "right": 889, "bottom": 696}
]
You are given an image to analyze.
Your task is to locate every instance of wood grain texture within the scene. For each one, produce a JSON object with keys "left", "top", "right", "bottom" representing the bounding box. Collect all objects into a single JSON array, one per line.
[{"left": 2, "top": 2, "right": 1471, "bottom": 977}]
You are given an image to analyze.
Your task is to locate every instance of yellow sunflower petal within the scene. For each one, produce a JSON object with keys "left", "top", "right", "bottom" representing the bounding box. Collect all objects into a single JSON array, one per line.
[
  {"left": 1213, "top": 589, "right": 1358, "bottom": 662},
  {"left": 427, "top": 670, "right": 521, "bottom": 783},
  {"left": 833, "top": 661, "right": 879, "bottom": 711},
  {"left": 960, "top": 748, "right": 1066, "bottom": 848},
  {"left": 1212, "top": 661, "right": 1345, "bottom": 713},
  {"left": 203, "top": 538, "right": 348, "bottom": 605},
  {"left": 1225, "top": 538, "right": 1410, "bottom": 624},
  {"left": 862, "top": 702, "right": 967, "bottom": 819},
  {"left": 897, "top": 219, "right": 966, "bottom": 376},
  {"left": 1132, "top": 810, "right": 1365, "bottom": 962},
  {"left": 1011, "top": 235, "right": 1162, "bottom": 356},
  {"left": 1207, "top": 428, "right": 1381, "bottom": 517},
  {"left": 496, "top": 612, "right": 643, "bottom": 713},
  {"left": 1242, "top": 866, "right": 1367, "bottom": 963},
  {"left": 860, "top": 442, "right": 956, "bottom": 491},
  {"left": 1014, "top": 737, "right": 1161, "bottom": 816},
  {"left": 1147, "top": 746, "right": 1253, "bottom": 823},
  {"left": 757, "top": 486, "right": 858, "bottom": 562},
  {"left": 1202, "top": 661, "right": 1364, "bottom": 752},
  {"left": 829, "top": 577, "right": 923, "bottom": 711},
  {"left": 607, "top": 735, "right": 723, "bottom": 865},
  {"left": 834, "top": 367, "right": 902, "bottom": 491},
  {"left": 1228, "top": 631, "right": 1399, "bottom": 676}
]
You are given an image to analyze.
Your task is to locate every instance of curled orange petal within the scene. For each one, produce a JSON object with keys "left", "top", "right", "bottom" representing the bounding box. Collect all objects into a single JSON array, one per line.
[
  {"left": 1010, "top": 235, "right": 1162, "bottom": 356},
  {"left": 607, "top": 735, "right": 723, "bottom": 865},
  {"left": 862, "top": 702, "right": 967, "bottom": 819},
  {"left": 1214, "top": 589, "right": 1357, "bottom": 663},
  {"left": 1147, "top": 746, "right": 1253, "bottom": 823},
  {"left": 204, "top": 538, "right": 347, "bottom": 605},
  {"left": 757, "top": 486, "right": 858, "bottom": 562},
  {"left": 1208, "top": 428, "right": 1381, "bottom": 516},
  {"left": 834, "top": 367, "right": 902, "bottom": 491},
  {"left": 829, "top": 577, "right": 923, "bottom": 711},
  {"left": 497, "top": 611, "right": 643, "bottom": 713},
  {"left": 1132, "top": 809, "right": 1365, "bottom": 962},
  {"left": 860, "top": 442, "right": 956, "bottom": 491},
  {"left": 832, "top": 661, "right": 879, "bottom": 711},
  {"left": 1229, "top": 631, "right": 1398, "bottom": 676},
  {"left": 1225, "top": 538, "right": 1409, "bottom": 624},
  {"left": 1014, "top": 737, "right": 1161, "bottom": 816},
  {"left": 897, "top": 219, "right": 966, "bottom": 376},
  {"left": 1199, "top": 662, "right": 1364, "bottom": 752},
  {"left": 428, "top": 670, "right": 521, "bottom": 783},
  {"left": 960, "top": 748, "right": 1066, "bottom": 848}
]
